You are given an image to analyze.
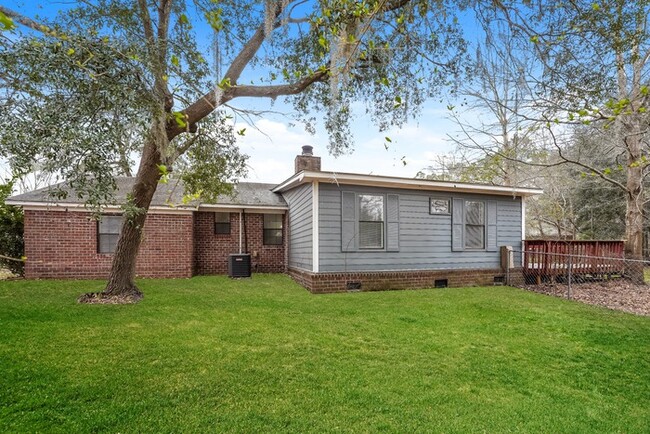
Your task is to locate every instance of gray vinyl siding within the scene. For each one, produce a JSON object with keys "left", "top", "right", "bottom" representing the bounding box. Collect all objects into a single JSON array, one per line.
[
  {"left": 319, "top": 183, "right": 522, "bottom": 272},
  {"left": 282, "top": 183, "right": 313, "bottom": 270}
]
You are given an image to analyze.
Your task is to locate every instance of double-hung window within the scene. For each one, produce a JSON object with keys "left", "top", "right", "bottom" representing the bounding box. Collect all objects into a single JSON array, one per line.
[
  {"left": 263, "top": 214, "right": 283, "bottom": 245},
  {"left": 214, "top": 212, "right": 231, "bottom": 234},
  {"left": 98, "top": 215, "right": 122, "bottom": 254},
  {"left": 358, "top": 194, "right": 384, "bottom": 249},
  {"left": 465, "top": 201, "right": 485, "bottom": 249}
]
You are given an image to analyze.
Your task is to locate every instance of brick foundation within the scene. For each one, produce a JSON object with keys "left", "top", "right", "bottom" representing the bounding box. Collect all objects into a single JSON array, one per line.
[
  {"left": 24, "top": 209, "right": 194, "bottom": 279},
  {"left": 288, "top": 267, "right": 507, "bottom": 293},
  {"left": 193, "top": 211, "right": 285, "bottom": 274}
]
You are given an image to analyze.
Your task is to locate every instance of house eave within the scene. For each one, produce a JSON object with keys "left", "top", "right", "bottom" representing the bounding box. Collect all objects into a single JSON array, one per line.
[
  {"left": 6, "top": 201, "right": 196, "bottom": 215},
  {"left": 197, "top": 204, "right": 287, "bottom": 213},
  {"left": 273, "top": 170, "right": 543, "bottom": 197}
]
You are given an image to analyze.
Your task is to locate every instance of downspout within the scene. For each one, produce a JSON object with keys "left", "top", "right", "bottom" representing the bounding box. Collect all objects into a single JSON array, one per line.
[
  {"left": 239, "top": 210, "right": 243, "bottom": 254},
  {"left": 243, "top": 209, "right": 248, "bottom": 254}
]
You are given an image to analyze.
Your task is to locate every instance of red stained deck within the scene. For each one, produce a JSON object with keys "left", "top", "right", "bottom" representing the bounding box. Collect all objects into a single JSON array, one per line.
[{"left": 523, "top": 240, "right": 625, "bottom": 277}]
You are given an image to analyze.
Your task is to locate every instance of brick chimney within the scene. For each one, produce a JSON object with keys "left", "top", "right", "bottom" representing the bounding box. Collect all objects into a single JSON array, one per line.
[{"left": 294, "top": 145, "right": 321, "bottom": 173}]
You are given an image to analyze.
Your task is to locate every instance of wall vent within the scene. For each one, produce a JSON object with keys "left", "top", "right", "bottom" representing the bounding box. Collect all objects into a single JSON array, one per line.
[
  {"left": 346, "top": 281, "right": 362, "bottom": 291},
  {"left": 434, "top": 279, "right": 448, "bottom": 288}
]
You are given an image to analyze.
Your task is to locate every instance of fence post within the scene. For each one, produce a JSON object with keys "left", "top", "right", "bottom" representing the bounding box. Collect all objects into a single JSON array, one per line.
[
  {"left": 567, "top": 252, "right": 572, "bottom": 299},
  {"left": 501, "top": 246, "right": 513, "bottom": 285}
]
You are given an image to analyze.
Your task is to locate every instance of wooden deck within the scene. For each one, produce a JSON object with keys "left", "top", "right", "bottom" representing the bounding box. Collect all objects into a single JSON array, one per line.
[{"left": 523, "top": 240, "right": 625, "bottom": 278}]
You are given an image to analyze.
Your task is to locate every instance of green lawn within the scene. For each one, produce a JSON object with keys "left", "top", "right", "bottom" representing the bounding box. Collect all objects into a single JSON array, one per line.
[{"left": 1, "top": 275, "right": 649, "bottom": 433}]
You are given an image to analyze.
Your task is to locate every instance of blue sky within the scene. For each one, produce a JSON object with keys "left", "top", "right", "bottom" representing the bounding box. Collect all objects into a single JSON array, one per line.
[
  {"left": 2, "top": 0, "right": 473, "bottom": 185},
  {"left": 233, "top": 101, "right": 458, "bottom": 183}
]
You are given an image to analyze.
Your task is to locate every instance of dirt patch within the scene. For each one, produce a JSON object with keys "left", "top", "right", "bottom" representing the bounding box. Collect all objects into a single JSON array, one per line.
[{"left": 521, "top": 280, "right": 650, "bottom": 316}]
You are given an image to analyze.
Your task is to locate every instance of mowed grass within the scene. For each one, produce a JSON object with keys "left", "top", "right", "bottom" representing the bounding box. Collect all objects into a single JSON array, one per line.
[{"left": 1, "top": 275, "right": 649, "bottom": 433}]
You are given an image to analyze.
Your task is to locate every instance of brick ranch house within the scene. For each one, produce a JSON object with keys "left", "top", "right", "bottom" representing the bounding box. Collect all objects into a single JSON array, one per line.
[{"left": 6, "top": 147, "right": 542, "bottom": 292}]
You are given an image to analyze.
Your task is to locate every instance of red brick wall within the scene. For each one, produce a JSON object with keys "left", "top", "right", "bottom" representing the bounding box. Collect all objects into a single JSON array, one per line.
[
  {"left": 193, "top": 211, "right": 285, "bottom": 274},
  {"left": 288, "top": 267, "right": 510, "bottom": 293},
  {"left": 24, "top": 209, "right": 194, "bottom": 279}
]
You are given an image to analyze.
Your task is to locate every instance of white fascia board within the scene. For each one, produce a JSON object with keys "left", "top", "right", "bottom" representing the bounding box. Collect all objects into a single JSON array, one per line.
[
  {"left": 198, "top": 204, "right": 287, "bottom": 213},
  {"left": 274, "top": 171, "right": 543, "bottom": 197},
  {"left": 8, "top": 201, "right": 195, "bottom": 215},
  {"left": 271, "top": 172, "right": 305, "bottom": 193}
]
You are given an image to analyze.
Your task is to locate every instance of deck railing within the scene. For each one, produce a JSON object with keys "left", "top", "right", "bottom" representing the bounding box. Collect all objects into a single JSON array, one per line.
[{"left": 522, "top": 240, "right": 625, "bottom": 277}]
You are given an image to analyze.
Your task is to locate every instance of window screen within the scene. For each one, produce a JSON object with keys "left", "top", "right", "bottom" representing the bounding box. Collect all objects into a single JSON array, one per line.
[
  {"left": 263, "top": 214, "right": 283, "bottom": 245},
  {"left": 359, "top": 194, "right": 384, "bottom": 249},
  {"left": 98, "top": 215, "right": 122, "bottom": 254},
  {"left": 465, "top": 201, "right": 485, "bottom": 249},
  {"left": 214, "top": 212, "right": 231, "bottom": 234}
]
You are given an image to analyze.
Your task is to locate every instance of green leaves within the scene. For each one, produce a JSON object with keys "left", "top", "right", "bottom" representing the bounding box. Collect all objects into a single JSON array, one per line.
[
  {"left": 318, "top": 35, "right": 328, "bottom": 50},
  {"left": 217, "top": 77, "right": 231, "bottom": 90},
  {"left": 173, "top": 111, "right": 187, "bottom": 128},
  {"left": 204, "top": 8, "right": 224, "bottom": 32},
  {"left": 157, "top": 165, "right": 170, "bottom": 184},
  {"left": 0, "top": 182, "right": 24, "bottom": 275},
  {"left": 0, "top": 11, "right": 16, "bottom": 32}
]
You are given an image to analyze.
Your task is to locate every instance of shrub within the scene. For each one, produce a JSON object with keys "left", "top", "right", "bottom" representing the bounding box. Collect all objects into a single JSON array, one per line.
[{"left": 0, "top": 183, "right": 24, "bottom": 275}]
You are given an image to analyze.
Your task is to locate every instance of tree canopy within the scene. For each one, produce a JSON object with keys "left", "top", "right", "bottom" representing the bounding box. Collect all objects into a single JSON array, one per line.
[{"left": 0, "top": 0, "right": 470, "bottom": 300}]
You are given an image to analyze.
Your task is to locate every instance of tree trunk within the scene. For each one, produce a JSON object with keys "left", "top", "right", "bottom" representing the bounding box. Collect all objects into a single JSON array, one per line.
[
  {"left": 87, "top": 128, "right": 164, "bottom": 302},
  {"left": 624, "top": 129, "right": 645, "bottom": 284}
]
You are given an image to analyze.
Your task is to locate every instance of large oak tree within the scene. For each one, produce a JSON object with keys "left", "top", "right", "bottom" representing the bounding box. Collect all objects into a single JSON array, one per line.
[{"left": 0, "top": 1, "right": 467, "bottom": 301}]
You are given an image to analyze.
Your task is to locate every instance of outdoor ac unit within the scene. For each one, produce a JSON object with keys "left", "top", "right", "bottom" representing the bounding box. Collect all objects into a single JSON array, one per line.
[{"left": 228, "top": 254, "right": 251, "bottom": 278}]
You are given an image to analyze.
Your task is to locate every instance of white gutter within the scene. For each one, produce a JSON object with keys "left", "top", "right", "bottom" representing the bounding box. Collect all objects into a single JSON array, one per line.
[
  {"left": 7, "top": 201, "right": 195, "bottom": 215},
  {"left": 273, "top": 170, "right": 544, "bottom": 197},
  {"left": 198, "top": 204, "right": 287, "bottom": 212}
]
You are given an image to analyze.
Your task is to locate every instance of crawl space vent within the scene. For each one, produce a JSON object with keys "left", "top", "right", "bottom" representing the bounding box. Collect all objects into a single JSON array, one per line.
[
  {"left": 434, "top": 279, "right": 448, "bottom": 288},
  {"left": 346, "top": 281, "right": 362, "bottom": 291}
]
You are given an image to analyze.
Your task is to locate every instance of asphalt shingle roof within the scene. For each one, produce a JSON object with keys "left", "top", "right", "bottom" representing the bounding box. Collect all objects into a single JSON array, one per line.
[{"left": 7, "top": 177, "right": 286, "bottom": 208}]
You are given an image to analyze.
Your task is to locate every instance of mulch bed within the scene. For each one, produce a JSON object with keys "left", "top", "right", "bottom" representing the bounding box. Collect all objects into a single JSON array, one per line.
[
  {"left": 521, "top": 280, "right": 650, "bottom": 316},
  {"left": 77, "top": 292, "right": 143, "bottom": 305}
]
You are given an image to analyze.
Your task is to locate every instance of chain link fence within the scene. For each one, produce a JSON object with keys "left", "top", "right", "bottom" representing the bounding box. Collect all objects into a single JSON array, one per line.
[{"left": 504, "top": 248, "right": 647, "bottom": 300}]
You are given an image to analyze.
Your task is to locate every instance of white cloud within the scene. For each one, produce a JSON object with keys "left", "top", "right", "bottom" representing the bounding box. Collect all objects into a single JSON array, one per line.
[{"left": 234, "top": 111, "right": 456, "bottom": 183}]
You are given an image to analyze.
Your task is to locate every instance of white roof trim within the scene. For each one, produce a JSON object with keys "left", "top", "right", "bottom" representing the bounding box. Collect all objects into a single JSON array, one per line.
[
  {"left": 8, "top": 200, "right": 288, "bottom": 214},
  {"left": 7, "top": 201, "right": 195, "bottom": 215},
  {"left": 198, "top": 204, "right": 287, "bottom": 213},
  {"left": 273, "top": 171, "right": 543, "bottom": 197}
]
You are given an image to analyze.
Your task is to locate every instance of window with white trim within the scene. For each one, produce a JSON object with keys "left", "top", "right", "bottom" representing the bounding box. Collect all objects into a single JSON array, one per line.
[
  {"left": 263, "top": 214, "right": 283, "bottom": 245},
  {"left": 465, "top": 201, "right": 485, "bottom": 249},
  {"left": 358, "top": 194, "right": 384, "bottom": 249},
  {"left": 98, "top": 215, "right": 122, "bottom": 254},
  {"left": 214, "top": 212, "right": 231, "bottom": 234}
]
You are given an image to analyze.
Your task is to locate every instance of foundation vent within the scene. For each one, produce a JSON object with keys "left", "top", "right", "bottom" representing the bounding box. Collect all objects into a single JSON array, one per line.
[{"left": 434, "top": 279, "right": 448, "bottom": 288}]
